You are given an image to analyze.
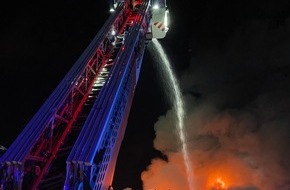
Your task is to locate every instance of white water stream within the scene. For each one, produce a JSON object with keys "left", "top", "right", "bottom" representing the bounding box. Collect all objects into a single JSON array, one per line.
[{"left": 151, "top": 39, "right": 194, "bottom": 190}]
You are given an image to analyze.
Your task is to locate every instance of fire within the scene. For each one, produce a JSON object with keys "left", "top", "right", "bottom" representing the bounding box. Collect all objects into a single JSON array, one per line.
[
  {"left": 203, "top": 167, "right": 238, "bottom": 190},
  {"left": 210, "top": 177, "right": 226, "bottom": 189},
  {"left": 208, "top": 176, "right": 228, "bottom": 190}
]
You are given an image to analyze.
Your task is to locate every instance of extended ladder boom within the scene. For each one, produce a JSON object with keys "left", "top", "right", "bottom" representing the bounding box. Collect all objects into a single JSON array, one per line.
[{"left": 0, "top": 0, "right": 169, "bottom": 189}]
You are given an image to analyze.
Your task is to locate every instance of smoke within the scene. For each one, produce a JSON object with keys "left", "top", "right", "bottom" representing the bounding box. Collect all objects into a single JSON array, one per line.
[{"left": 142, "top": 17, "right": 290, "bottom": 190}]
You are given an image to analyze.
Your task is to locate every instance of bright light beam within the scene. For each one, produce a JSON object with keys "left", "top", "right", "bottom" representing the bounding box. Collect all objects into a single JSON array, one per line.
[{"left": 152, "top": 39, "right": 194, "bottom": 190}]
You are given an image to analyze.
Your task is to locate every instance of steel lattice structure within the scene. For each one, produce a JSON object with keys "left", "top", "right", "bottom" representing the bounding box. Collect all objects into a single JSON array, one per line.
[{"left": 0, "top": 0, "right": 168, "bottom": 189}]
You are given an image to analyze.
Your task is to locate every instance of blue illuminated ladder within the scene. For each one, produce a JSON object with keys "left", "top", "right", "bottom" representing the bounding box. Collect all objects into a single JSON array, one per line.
[{"left": 0, "top": 0, "right": 153, "bottom": 189}]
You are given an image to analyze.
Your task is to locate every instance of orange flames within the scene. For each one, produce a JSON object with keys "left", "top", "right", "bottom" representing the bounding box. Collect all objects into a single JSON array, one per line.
[
  {"left": 205, "top": 170, "right": 233, "bottom": 190},
  {"left": 209, "top": 177, "right": 227, "bottom": 190},
  {"left": 200, "top": 158, "right": 249, "bottom": 190}
]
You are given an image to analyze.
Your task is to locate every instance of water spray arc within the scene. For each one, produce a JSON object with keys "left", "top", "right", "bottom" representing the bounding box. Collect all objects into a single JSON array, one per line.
[{"left": 151, "top": 39, "right": 194, "bottom": 190}]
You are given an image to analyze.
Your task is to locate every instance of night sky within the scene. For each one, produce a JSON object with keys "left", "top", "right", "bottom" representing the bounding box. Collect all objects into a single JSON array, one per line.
[{"left": 1, "top": 0, "right": 290, "bottom": 190}]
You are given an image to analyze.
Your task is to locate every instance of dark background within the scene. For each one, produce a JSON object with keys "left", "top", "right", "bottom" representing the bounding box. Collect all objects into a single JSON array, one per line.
[{"left": 1, "top": 0, "right": 290, "bottom": 189}]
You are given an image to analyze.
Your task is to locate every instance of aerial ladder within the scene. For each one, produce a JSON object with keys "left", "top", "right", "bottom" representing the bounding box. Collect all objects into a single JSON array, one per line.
[{"left": 0, "top": 0, "right": 169, "bottom": 189}]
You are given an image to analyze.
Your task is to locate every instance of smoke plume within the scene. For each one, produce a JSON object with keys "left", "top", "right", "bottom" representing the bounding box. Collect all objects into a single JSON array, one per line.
[{"left": 142, "top": 17, "right": 290, "bottom": 190}]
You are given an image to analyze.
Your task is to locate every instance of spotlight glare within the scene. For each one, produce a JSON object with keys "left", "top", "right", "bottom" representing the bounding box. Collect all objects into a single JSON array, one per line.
[{"left": 153, "top": 4, "right": 159, "bottom": 9}]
